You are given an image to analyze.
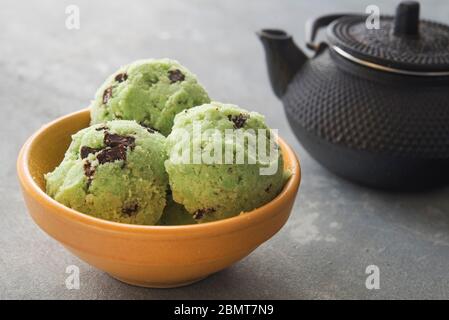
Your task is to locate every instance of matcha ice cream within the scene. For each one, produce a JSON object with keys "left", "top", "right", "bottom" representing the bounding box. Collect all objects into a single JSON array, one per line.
[
  {"left": 90, "top": 59, "right": 210, "bottom": 136},
  {"left": 45, "top": 120, "right": 168, "bottom": 225},
  {"left": 158, "top": 197, "right": 197, "bottom": 226},
  {"left": 165, "top": 102, "right": 287, "bottom": 223},
  {"left": 47, "top": 58, "right": 288, "bottom": 226}
]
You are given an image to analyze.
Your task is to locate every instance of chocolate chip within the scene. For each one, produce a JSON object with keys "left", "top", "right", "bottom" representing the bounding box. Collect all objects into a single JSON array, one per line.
[
  {"left": 168, "top": 69, "right": 185, "bottom": 83},
  {"left": 265, "top": 183, "right": 272, "bottom": 193},
  {"left": 115, "top": 73, "right": 128, "bottom": 83},
  {"left": 104, "top": 132, "right": 135, "bottom": 149},
  {"left": 228, "top": 113, "right": 249, "bottom": 129},
  {"left": 83, "top": 161, "right": 95, "bottom": 177},
  {"left": 95, "top": 126, "right": 109, "bottom": 131},
  {"left": 96, "top": 144, "right": 127, "bottom": 164},
  {"left": 83, "top": 161, "right": 95, "bottom": 186},
  {"left": 103, "top": 87, "right": 113, "bottom": 104},
  {"left": 80, "top": 146, "right": 101, "bottom": 159},
  {"left": 193, "top": 208, "right": 216, "bottom": 220},
  {"left": 193, "top": 211, "right": 204, "bottom": 220},
  {"left": 122, "top": 201, "right": 139, "bottom": 216}
]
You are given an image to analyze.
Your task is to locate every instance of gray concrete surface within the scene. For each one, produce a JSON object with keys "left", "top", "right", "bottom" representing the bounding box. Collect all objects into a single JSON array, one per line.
[{"left": 1, "top": 0, "right": 449, "bottom": 299}]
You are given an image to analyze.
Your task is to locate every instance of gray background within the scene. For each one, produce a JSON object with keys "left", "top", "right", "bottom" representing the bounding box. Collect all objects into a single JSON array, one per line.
[{"left": 2, "top": 0, "right": 449, "bottom": 299}]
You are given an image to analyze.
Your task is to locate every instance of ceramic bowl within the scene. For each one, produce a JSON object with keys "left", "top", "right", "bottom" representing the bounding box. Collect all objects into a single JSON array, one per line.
[{"left": 17, "top": 109, "right": 301, "bottom": 288}]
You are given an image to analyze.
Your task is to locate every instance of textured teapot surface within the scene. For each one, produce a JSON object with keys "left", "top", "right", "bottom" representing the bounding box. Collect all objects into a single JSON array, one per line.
[
  {"left": 283, "top": 50, "right": 449, "bottom": 159},
  {"left": 258, "top": 1, "right": 449, "bottom": 189}
]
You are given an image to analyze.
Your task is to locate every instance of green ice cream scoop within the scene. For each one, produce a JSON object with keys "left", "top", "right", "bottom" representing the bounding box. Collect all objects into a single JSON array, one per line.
[
  {"left": 165, "top": 102, "right": 287, "bottom": 223},
  {"left": 158, "top": 197, "right": 197, "bottom": 226},
  {"left": 45, "top": 120, "right": 168, "bottom": 225},
  {"left": 90, "top": 59, "right": 210, "bottom": 136}
]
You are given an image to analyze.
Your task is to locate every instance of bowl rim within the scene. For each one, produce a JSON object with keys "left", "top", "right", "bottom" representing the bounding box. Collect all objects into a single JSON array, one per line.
[{"left": 17, "top": 109, "right": 301, "bottom": 237}]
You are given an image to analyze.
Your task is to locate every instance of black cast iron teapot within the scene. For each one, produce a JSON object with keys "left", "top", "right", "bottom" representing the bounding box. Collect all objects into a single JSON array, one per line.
[{"left": 258, "top": 1, "right": 449, "bottom": 190}]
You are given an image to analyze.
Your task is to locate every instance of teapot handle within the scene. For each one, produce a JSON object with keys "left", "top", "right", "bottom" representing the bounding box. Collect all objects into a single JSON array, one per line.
[{"left": 306, "top": 13, "right": 360, "bottom": 52}]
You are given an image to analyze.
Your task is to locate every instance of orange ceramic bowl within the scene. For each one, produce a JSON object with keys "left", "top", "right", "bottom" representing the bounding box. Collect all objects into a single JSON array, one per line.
[{"left": 17, "top": 109, "right": 301, "bottom": 288}]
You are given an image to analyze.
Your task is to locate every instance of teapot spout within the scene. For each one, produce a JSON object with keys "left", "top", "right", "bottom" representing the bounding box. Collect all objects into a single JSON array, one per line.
[{"left": 257, "top": 29, "right": 308, "bottom": 99}]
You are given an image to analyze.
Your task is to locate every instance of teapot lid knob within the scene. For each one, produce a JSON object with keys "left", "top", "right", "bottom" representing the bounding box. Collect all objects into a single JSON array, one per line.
[{"left": 394, "top": 1, "right": 420, "bottom": 37}]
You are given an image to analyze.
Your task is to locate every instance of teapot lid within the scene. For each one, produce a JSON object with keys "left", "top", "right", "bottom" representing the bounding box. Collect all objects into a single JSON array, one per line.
[{"left": 327, "top": 1, "right": 449, "bottom": 75}]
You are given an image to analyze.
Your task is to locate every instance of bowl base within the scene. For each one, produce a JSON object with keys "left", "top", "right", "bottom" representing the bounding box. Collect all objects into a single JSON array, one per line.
[{"left": 109, "top": 274, "right": 209, "bottom": 289}]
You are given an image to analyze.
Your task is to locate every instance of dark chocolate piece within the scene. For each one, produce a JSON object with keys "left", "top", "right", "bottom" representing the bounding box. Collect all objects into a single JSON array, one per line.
[
  {"left": 265, "top": 183, "right": 272, "bottom": 193},
  {"left": 122, "top": 201, "right": 139, "bottom": 216},
  {"left": 104, "top": 132, "right": 135, "bottom": 149},
  {"left": 228, "top": 113, "right": 249, "bottom": 129},
  {"left": 102, "top": 87, "right": 113, "bottom": 104},
  {"left": 168, "top": 69, "right": 185, "bottom": 83},
  {"left": 96, "top": 145, "right": 127, "bottom": 164},
  {"left": 83, "top": 161, "right": 95, "bottom": 187},
  {"left": 80, "top": 146, "right": 101, "bottom": 159},
  {"left": 83, "top": 161, "right": 95, "bottom": 178},
  {"left": 193, "top": 208, "right": 216, "bottom": 220},
  {"left": 115, "top": 73, "right": 128, "bottom": 83}
]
